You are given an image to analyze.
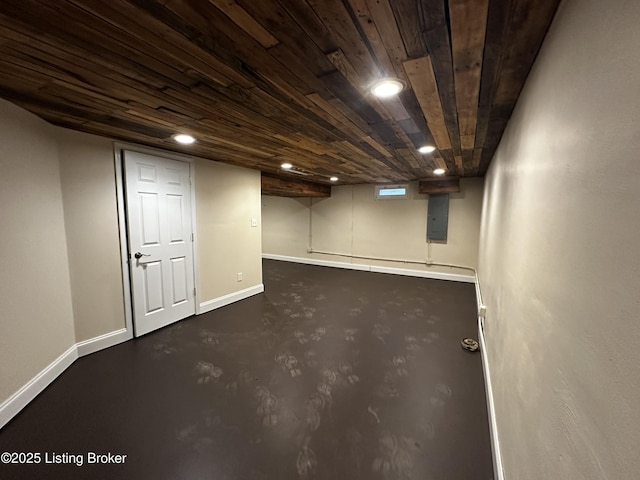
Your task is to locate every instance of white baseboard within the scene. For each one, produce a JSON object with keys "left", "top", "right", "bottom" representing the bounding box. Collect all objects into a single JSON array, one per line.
[
  {"left": 0, "top": 326, "right": 132, "bottom": 430},
  {"left": 76, "top": 328, "right": 131, "bottom": 357},
  {"left": 199, "top": 283, "right": 265, "bottom": 314},
  {"left": 0, "top": 345, "right": 78, "bottom": 429},
  {"left": 262, "top": 254, "right": 475, "bottom": 283},
  {"left": 478, "top": 317, "right": 504, "bottom": 480}
]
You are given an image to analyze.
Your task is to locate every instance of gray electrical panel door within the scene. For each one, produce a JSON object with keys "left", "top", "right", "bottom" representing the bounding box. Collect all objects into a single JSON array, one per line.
[{"left": 427, "top": 194, "right": 449, "bottom": 241}]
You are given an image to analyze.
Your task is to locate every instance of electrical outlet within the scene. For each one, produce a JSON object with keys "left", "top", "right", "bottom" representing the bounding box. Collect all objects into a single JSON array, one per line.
[
  {"left": 251, "top": 218, "right": 258, "bottom": 227},
  {"left": 237, "top": 272, "right": 243, "bottom": 282}
]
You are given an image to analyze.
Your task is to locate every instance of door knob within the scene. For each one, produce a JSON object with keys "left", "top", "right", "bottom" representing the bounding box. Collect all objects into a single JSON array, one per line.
[{"left": 134, "top": 252, "right": 150, "bottom": 259}]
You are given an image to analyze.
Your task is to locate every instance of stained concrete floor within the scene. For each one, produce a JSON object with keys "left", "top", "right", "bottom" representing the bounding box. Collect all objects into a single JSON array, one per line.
[{"left": 0, "top": 259, "right": 493, "bottom": 479}]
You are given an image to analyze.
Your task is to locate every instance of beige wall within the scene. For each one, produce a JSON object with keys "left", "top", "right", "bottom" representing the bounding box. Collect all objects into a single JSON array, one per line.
[
  {"left": 262, "top": 178, "right": 483, "bottom": 275},
  {"left": 478, "top": 0, "right": 640, "bottom": 478},
  {"left": 57, "top": 129, "right": 126, "bottom": 342},
  {"left": 0, "top": 99, "right": 265, "bottom": 413},
  {"left": 195, "top": 159, "right": 263, "bottom": 301},
  {"left": 0, "top": 100, "right": 76, "bottom": 403}
]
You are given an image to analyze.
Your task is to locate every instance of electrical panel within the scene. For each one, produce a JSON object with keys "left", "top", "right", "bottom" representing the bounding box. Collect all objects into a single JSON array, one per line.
[{"left": 427, "top": 194, "right": 449, "bottom": 241}]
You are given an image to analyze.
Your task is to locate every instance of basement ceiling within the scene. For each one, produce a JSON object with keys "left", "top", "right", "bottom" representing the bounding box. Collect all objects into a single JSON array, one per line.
[{"left": 0, "top": 0, "right": 559, "bottom": 189}]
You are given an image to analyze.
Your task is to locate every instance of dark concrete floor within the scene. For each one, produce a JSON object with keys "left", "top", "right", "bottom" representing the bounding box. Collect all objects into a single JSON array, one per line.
[{"left": 0, "top": 259, "right": 493, "bottom": 480}]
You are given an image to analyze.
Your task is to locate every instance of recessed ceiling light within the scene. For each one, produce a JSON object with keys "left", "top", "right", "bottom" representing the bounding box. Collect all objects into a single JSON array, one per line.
[
  {"left": 172, "top": 134, "right": 195, "bottom": 145},
  {"left": 330, "top": 176, "right": 338, "bottom": 182},
  {"left": 418, "top": 145, "right": 436, "bottom": 154},
  {"left": 370, "top": 78, "right": 404, "bottom": 98},
  {"left": 281, "top": 163, "right": 293, "bottom": 170},
  {"left": 433, "top": 168, "right": 446, "bottom": 175}
]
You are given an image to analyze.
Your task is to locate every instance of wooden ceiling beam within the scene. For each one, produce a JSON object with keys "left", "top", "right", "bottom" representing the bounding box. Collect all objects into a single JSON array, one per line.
[
  {"left": 261, "top": 173, "right": 331, "bottom": 198},
  {"left": 418, "top": 177, "right": 461, "bottom": 194}
]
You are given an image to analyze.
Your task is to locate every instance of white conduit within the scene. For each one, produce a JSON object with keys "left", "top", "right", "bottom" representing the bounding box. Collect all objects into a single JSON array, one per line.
[{"left": 307, "top": 248, "right": 476, "bottom": 274}]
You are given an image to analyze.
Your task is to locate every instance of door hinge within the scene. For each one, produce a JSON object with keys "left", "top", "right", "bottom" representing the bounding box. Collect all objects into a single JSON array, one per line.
[
  {"left": 193, "top": 288, "right": 196, "bottom": 296},
  {"left": 191, "top": 232, "right": 194, "bottom": 242}
]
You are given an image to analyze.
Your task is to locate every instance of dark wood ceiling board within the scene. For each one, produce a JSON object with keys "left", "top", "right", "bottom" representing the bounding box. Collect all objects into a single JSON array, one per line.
[
  {"left": 235, "top": 0, "right": 336, "bottom": 77},
  {"left": 324, "top": 48, "right": 436, "bottom": 170},
  {"left": 61, "top": 0, "right": 242, "bottom": 89},
  {"left": 390, "top": 0, "right": 427, "bottom": 59},
  {"left": 306, "top": 0, "right": 381, "bottom": 81},
  {"left": 449, "top": 0, "right": 489, "bottom": 155},
  {"left": 63, "top": 0, "right": 251, "bottom": 88},
  {"left": 235, "top": 85, "right": 356, "bottom": 146},
  {"left": 318, "top": 60, "right": 421, "bottom": 170},
  {"left": 438, "top": 149, "right": 457, "bottom": 174},
  {"left": 397, "top": 89, "right": 438, "bottom": 145},
  {"left": 473, "top": 0, "right": 514, "bottom": 171},
  {"left": 266, "top": 43, "right": 333, "bottom": 98},
  {"left": 181, "top": 82, "right": 334, "bottom": 149},
  {"left": 418, "top": 0, "right": 463, "bottom": 162},
  {"left": 274, "top": 0, "right": 338, "bottom": 53},
  {"left": 0, "top": 14, "right": 230, "bottom": 122},
  {"left": 0, "top": 19, "right": 198, "bottom": 94},
  {"left": 261, "top": 174, "right": 331, "bottom": 198},
  {"left": 206, "top": 0, "right": 279, "bottom": 48},
  {"left": 478, "top": 0, "right": 560, "bottom": 173},
  {"left": 403, "top": 56, "right": 452, "bottom": 151},
  {"left": 305, "top": 92, "right": 377, "bottom": 148},
  {"left": 358, "top": 0, "right": 409, "bottom": 70},
  {"left": 0, "top": 0, "right": 560, "bottom": 188},
  {"left": 141, "top": 0, "right": 315, "bottom": 107},
  {"left": 471, "top": 147, "right": 483, "bottom": 175},
  {"left": 0, "top": 46, "right": 136, "bottom": 114},
  {"left": 493, "top": 0, "right": 561, "bottom": 107},
  {"left": 345, "top": 0, "right": 403, "bottom": 79}
]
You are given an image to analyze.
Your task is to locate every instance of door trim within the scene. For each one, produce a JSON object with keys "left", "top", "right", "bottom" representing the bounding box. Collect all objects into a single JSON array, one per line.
[{"left": 113, "top": 142, "right": 200, "bottom": 338}]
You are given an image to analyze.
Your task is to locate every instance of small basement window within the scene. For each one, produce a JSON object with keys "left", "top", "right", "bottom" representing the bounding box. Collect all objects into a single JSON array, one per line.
[{"left": 375, "top": 184, "right": 409, "bottom": 199}]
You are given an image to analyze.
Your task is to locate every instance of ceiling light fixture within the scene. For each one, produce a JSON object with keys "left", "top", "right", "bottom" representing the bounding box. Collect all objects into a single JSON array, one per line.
[
  {"left": 281, "top": 163, "right": 293, "bottom": 170},
  {"left": 330, "top": 176, "right": 338, "bottom": 182},
  {"left": 172, "top": 134, "right": 195, "bottom": 145},
  {"left": 433, "top": 168, "right": 446, "bottom": 175},
  {"left": 370, "top": 78, "right": 404, "bottom": 98},
  {"left": 418, "top": 145, "right": 436, "bottom": 154}
]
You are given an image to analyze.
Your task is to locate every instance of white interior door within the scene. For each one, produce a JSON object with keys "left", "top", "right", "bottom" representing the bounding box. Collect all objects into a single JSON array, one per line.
[{"left": 123, "top": 150, "right": 195, "bottom": 336}]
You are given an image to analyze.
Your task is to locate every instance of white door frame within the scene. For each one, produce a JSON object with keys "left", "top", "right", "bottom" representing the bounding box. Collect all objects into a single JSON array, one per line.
[{"left": 113, "top": 142, "right": 200, "bottom": 338}]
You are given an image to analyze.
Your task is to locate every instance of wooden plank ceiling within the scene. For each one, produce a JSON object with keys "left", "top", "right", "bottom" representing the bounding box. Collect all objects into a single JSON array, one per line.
[{"left": 0, "top": 0, "right": 559, "bottom": 194}]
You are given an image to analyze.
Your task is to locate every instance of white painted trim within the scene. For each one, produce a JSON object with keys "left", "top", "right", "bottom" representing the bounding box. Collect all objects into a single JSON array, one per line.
[
  {"left": 478, "top": 316, "right": 504, "bottom": 480},
  {"left": 262, "top": 254, "right": 475, "bottom": 283},
  {"left": 113, "top": 148, "right": 135, "bottom": 338},
  {"left": 190, "top": 160, "right": 201, "bottom": 314},
  {"left": 371, "top": 265, "right": 475, "bottom": 283},
  {"left": 76, "top": 328, "right": 129, "bottom": 357},
  {"left": 0, "top": 325, "right": 136, "bottom": 429},
  {"left": 0, "top": 345, "right": 78, "bottom": 429},
  {"left": 199, "top": 284, "right": 265, "bottom": 314}
]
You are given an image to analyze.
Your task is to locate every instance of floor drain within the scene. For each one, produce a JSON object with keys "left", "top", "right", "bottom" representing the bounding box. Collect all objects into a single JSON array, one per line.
[{"left": 461, "top": 338, "right": 479, "bottom": 352}]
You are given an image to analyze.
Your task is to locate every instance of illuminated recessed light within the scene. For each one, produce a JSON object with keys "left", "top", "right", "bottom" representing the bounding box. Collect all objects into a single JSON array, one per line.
[
  {"left": 330, "top": 176, "right": 338, "bottom": 182},
  {"left": 281, "top": 163, "right": 293, "bottom": 170},
  {"left": 370, "top": 78, "right": 404, "bottom": 98},
  {"left": 418, "top": 145, "right": 436, "bottom": 154},
  {"left": 433, "top": 168, "right": 446, "bottom": 175},
  {"left": 172, "top": 134, "right": 195, "bottom": 145}
]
